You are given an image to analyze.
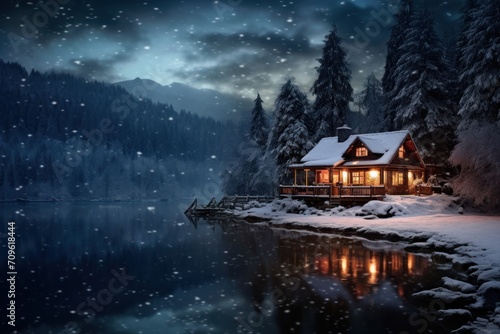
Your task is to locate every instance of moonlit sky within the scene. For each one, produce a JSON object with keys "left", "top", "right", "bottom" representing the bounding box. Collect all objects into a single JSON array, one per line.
[{"left": 1, "top": 0, "right": 464, "bottom": 104}]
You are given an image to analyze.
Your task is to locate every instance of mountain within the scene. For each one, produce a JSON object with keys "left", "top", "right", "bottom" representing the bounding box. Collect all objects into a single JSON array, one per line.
[
  {"left": 0, "top": 60, "right": 242, "bottom": 201},
  {"left": 114, "top": 78, "right": 250, "bottom": 121}
]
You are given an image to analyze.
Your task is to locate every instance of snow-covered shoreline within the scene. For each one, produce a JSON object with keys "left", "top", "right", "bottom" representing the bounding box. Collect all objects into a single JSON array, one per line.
[{"left": 228, "top": 195, "right": 500, "bottom": 332}]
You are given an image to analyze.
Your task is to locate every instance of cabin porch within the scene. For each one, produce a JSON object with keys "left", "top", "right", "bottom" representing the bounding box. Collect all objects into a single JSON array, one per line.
[
  {"left": 281, "top": 165, "right": 425, "bottom": 206},
  {"left": 279, "top": 184, "right": 386, "bottom": 207}
]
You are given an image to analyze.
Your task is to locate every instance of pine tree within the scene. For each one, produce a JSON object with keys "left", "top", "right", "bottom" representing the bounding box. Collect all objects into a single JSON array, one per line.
[
  {"left": 250, "top": 93, "right": 268, "bottom": 147},
  {"left": 442, "top": 29, "right": 460, "bottom": 114},
  {"left": 457, "top": 0, "right": 500, "bottom": 130},
  {"left": 450, "top": 0, "right": 500, "bottom": 210},
  {"left": 359, "top": 73, "right": 384, "bottom": 133},
  {"left": 311, "top": 25, "right": 353, "bottom": 140},
  {"left": 269, "top": 79, "right": 313, "bottom": 184},
  {"left": 382, "top": 0, "right": 414, "bottom": 130},
  {"left": 389, "top": 8, "right": 457, "bottom": 164},
  {"left": 456, "top": 0, "right": 479, "bottom": 79},
  {"left": 222, "top": 141, "right": 262, "bottom": 195},
  {"left": 222, "top": 95, "right": 269, "bottom": 195}
]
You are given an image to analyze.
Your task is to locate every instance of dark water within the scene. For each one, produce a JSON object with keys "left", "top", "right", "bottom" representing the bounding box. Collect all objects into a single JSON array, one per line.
[{"left": 0, "top": 202, "right": 449, "bottom": 334}]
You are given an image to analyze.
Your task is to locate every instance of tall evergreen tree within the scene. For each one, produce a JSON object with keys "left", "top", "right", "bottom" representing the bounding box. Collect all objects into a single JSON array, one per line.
[
  {"left": 222, "top": 95, "right": 270, "bottom": 195},
  {"left": 359, "top": 73, "right": 384, "bottom": 133},
  {"left": 456, "top": 0, "right": 479, "bottom": 78},
  {"left": 450, "top": 0, "right": 500, "bottom": 210},
  {"left": 269, "top": 79, "right": 313, "bottom": 184},
  {"left": 389, "top": 8, "right": 457, "bottom": 164},
  {"left": 382, "top": 0, "right": 414, "bottom": 130},
  {"left": 442, "top": 29, "right": 460, "bottom": 112},
  {"left": 457, "top": 0, "right": 500, "bottom": 130},
  {"left": 221, "top": 141, "right": 263, "bottom": 195},
  {"left": 311, "top": 25, "right": 353, "bottom": 140},
  {"left": 456, "top": 0, "right": 479, "bottom": 103},
  {"left": 250, "top": 93, "right": 268, "bottom": 146}
]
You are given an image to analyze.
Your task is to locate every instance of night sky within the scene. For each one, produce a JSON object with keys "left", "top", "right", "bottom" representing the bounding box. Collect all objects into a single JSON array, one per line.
[{"left": 0, "top": 0, "right": 465, "bottom": 103}]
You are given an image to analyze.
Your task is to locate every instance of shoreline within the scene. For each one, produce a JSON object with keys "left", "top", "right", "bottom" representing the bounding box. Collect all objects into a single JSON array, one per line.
[{"left": 220, "top": 196, "right": 500, "bottom": 333}]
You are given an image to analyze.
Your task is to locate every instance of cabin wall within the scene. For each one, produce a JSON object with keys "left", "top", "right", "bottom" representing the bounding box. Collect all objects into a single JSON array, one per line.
[
  {"left": 385, "top": 168, "right": 424, "bottom": 195},
  {"left": 293, "top": 167, "right": 423, "bottom": 195}
]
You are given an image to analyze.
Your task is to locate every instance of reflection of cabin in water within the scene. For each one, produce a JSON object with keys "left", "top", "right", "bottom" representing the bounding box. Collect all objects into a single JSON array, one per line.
[
  {"left": 278, "top": 235, "right": 431, "bottom": 299},
  {"left": 280, "top": 126, "right": 426, "bottom": 205}
]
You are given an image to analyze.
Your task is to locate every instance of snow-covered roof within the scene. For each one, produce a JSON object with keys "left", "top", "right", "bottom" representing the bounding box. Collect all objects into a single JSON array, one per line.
[{"left": 290, "top": 130, "right": 412, "bottom": 168}]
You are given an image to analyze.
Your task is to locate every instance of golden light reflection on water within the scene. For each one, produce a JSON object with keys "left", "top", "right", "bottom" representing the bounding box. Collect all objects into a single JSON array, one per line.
[{"left": 280, "top": 236, "right": 430, "bottom": 299}]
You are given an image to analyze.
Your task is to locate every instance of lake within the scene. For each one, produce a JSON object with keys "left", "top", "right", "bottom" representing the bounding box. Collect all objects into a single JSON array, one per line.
[{"left": 0, "top": 202, "right": 450, "bottom": 334}]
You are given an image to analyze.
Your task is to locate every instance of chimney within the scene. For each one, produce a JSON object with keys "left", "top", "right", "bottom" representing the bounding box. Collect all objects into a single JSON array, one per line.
[{"left": 337, "top": 125, "right": 352, "bottom": 143}]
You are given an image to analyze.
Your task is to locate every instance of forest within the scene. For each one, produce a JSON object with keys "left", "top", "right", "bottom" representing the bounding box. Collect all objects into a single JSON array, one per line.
[
  {"left": 0, "top": 60, "right": 242, "bottom": 200},
  {"left": 223, "top": 0, "right": 499, "bottom": 210}
]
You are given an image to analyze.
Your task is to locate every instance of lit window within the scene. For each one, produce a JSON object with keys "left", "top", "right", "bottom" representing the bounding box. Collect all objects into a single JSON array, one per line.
[
  {"left": 352, "top": 171, "right": 365, "bottom": 185},
  {"left": 356, "top": 147, "right": 368, "bottom": 157},
  {"left": 398, "top": 146, "right": 405, "bottom": 159},
  {"left": 317, "top": 170, "right": 330, "bottom": 183},
  {"left": 392, "top": 171, "right": 404, "bottom": 186},
  {"left": 332, "top": 171, "right": 340, "bottom": 184}
]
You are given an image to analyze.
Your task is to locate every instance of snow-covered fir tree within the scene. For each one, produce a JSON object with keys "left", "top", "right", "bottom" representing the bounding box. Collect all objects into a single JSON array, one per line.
[
  {"left": 221, "top": 140, "right": 264, "bottom": 195},
  {"left": 456, "top": 0, "right": 500, "bottom": 131},
  {"left": 311, "top": 25, "right": 353, "bottom": 140},
  {"left": 269, "top": 78, "right": 313, "bottom": 184},
  {"left": 222, "top": 95, "right": 271, "bottom": 195},
  {"left": 250, "top": 93, "right": 268, "bottom": 147},
  {"left": 388, "top": 8, "right": 457, "bottom": 165},
  {"left": 382, "top": 0, "right": 414, "bottom": 131},
  {"left": 454, "top": 0, "right": 479, "bottom": 112},
  {"left": 450, "top": 0, "right": 500, "bottom": 209},
  {"left": 456, "top": 0, "right": 479, "bottom": 89},
  {"left": 358, "top": 73, "right": 384, "bottom": 133}
]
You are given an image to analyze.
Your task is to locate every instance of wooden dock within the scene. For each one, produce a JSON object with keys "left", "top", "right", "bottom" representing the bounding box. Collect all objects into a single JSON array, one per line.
[{"left": 184, "top": 195, "right": 276, "bottom": 216}]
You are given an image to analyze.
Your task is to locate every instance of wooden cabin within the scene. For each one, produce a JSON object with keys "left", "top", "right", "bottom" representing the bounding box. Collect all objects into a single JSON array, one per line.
[{"left": 280, "top": 126, "right": 426, "bottom": 205}]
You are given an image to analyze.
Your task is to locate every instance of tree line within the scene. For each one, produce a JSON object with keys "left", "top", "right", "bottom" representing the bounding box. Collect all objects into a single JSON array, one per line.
[{"left": 0, "top": 60, "right": 242, "bottom": 200}]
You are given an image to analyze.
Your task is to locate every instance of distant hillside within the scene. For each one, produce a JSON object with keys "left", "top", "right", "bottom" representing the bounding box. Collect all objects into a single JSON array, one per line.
[
  {"left": 0, "top": 60, "right": 242, "bottom": 201},
  {"left": 114, "top": 78, "right": 250, "bottom": 121}
]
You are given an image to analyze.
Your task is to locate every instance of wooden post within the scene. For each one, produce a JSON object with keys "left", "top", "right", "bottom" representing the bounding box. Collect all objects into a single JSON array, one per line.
[
  {"left": 294, "top": 169, "right": 297, "bottom": 185},
  {"left": 329, "top": 184, "right": 332, "bottom": 208}
]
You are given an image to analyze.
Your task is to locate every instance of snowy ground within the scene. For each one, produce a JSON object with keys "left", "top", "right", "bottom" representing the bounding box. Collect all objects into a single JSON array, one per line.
[{"left": 230, "top": 194, "right": 500, "bottom": 333}]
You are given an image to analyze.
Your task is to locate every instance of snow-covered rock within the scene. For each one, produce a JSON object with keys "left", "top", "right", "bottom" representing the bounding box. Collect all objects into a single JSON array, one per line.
[
  {"left": 442, "top": 277, "right": 476, "bottom": 293},
  {"left": 452, "top": 256, "right": 477, "bottom": 272},
  {"left": 356, "top": 201, "right": 393, "bottom": 218},
  {"left": 477, "top": 267, "right": 500, "bottom": 285},
  {"left": 437, "top": 309, "right": 473, "bottom": 329},
  {"left": 477, "top": 281, "right": 500, "bottom": 308},
  {"left": 431, "top": 251, "right": 455, "bottom": 264},
  {"left": 412, "top": 287, "right": 476, "bottom": 308},
  {"left": 494, "top": 306, "right": 500, "bottom": 327}
]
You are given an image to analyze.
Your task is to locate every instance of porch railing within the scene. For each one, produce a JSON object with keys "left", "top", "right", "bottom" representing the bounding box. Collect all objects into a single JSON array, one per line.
[
  {"left": 279, "top": 185, "right": 331, "bottom": 196},
  {"left": 279, "top": 185, "right": 385, "bottom": 198}
]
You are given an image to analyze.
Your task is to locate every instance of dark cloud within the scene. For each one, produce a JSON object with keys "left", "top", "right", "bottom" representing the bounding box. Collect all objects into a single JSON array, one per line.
[
  {"left": 1, "top": 0, "right": 151, "bottom": 50},
  {"left": 67, "top": 50, "right": 134, "bottom": 82},
  {"left": 172, "top": 29, "right": 321, "bottom": 100},
  {"left": 0, "top": 0, "right": 466, "bottom": 102},
  {"left": 186, "top": 31, "right": 316, "bottom": 60}
]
